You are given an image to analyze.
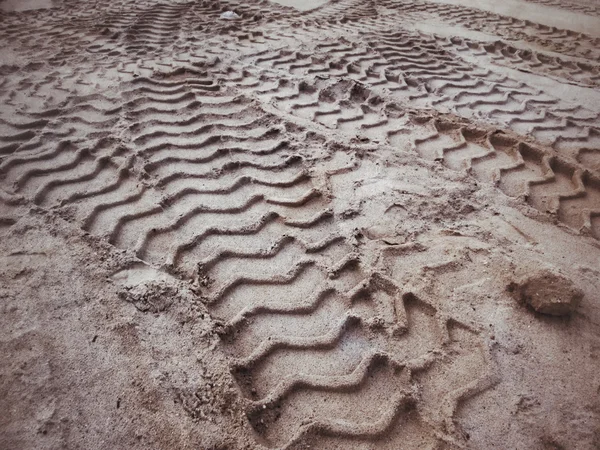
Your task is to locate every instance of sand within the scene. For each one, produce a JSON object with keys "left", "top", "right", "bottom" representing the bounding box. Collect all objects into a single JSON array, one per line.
[
  {"left": 1, "top": 0, "right": 599, "bottom": 448},
  {"left": 270, "top": 0, "right": 328, "bottom": 11}
]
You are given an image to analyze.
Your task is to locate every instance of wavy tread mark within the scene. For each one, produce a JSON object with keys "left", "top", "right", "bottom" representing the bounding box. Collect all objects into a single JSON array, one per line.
[
  {"left": 6, "top": 1, "right": 589, "bottom": 447},
  {"left": 0, "top": 136, "right": 137, "bottom": 212},
  {"left": 226, "top": 48, "right": 600, "bottom": 242},
  {"left": 20, "top": 88, "right": 335, "bottom": 278},
  {"left": 523, "top": 0, "right": 600, "bottom": 17},
  {"left": 215, "top": 26, "right": 600, "bottom": 242},
  {"left": 412, "top": 118, "right": 600, "bottom": 238},
  {"left": 203, "top": 241, "right": 496, "bottom": 447},
  {"left": 435, "top": 35, "right": 600, "bottom": 88},
  {"left": 378, "top": 0, "right": 600, "bottom": 60},
  {"left": 230, "top": 29, "right": 600, "bottom": 151},
  {"left": 79, "top": 168, "right": 326, "bottom": 263},
  {"left": 0, "top": 0, "right": 296, "bottom": 90},
  {"left": 362, "top": 29, "right": 600, "bottom": 148}
]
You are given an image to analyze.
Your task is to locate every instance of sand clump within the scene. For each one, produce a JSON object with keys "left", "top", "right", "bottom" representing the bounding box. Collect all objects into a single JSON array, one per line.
[{"left": 508, "top": 269, "right": 584, "bottom": 316}]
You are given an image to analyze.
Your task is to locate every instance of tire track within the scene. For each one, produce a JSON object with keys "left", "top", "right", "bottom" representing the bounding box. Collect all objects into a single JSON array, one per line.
[
  {"left": 3, "top": 0, "right": 598, "bottom": 448},
  {"left": 376, "top": 0, "right": 600, "bottom": 60},
  {"left": 363, "top": 29, "right": 600, "bottom": 150},
  {"left": 411, "top": 117, "right": 600, "bottom": 239},
  {"left": 433, "top": 35, "right": 600, "bottom": 88},
  {"left": 231, "top": 28, "right": 600, "bottom": 152},
  {"left": 204, "top": 241, "right": 496, "bottom": 448},
  {"left": 221, "top": 59, "right": 600, "bottom": 239},
  {"left": 0, "top": 62, "right": 499, "bottom": 447},
  {"left": 522, "top": 0, "right": 600, "bottom": 17}
]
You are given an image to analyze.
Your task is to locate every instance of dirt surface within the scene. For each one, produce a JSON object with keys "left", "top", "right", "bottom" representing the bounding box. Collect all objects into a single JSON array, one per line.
[{"left": 1, "top": 0, "right": 600, "bottom": 448}]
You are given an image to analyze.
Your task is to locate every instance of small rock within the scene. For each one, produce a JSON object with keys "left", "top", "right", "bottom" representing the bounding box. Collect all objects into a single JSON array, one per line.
[
  {"left": 220, "top": 11, "right": 240, "bottom": 19},
  {"left": 508, "top": 269, "right": 583, "bottom": 316}
]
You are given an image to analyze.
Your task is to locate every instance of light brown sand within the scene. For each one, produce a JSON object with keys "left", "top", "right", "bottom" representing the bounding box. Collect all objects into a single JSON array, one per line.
[{"left": 1, "top": 0, "right": 599, "bottom": 449}]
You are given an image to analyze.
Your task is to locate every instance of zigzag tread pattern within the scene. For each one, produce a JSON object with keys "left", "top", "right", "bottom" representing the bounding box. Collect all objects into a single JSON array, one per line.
[
  {"left": 0, "top": 62, "right": 499, "bottom": 450},
  {"left": 376, "top": 0, "right": 600, "bottom": 60},
  {"left": 1, "top": 0, "right": 599, "bottom": 448},
  {"left": 226, "top": 27, "right": 600, "bottom": 153}
]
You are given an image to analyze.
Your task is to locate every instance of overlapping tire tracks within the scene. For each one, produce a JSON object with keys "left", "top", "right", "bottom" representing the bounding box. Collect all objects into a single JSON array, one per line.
[{"left": 1, "top": 0, "right": 599, "bottom": 448}]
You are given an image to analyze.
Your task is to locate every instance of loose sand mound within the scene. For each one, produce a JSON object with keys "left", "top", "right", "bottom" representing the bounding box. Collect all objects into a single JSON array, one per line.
[{"left": 1, "top": 0, "right": 599, "bottom": 449}]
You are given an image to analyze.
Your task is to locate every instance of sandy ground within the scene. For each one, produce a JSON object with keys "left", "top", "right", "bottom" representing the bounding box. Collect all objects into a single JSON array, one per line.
[{"left": 1, "top": 0, "right": 600, "bottom": 448}]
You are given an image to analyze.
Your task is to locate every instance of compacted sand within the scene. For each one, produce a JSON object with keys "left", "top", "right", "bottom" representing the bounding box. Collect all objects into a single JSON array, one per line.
[{"left": 1, "top": 0, "right": 600, "bottom": 448}]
